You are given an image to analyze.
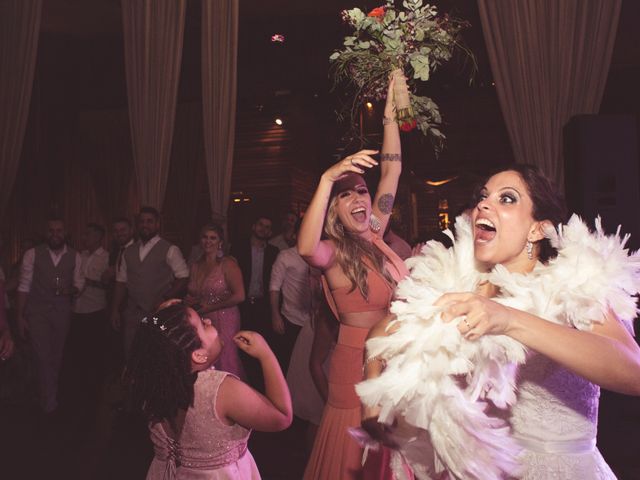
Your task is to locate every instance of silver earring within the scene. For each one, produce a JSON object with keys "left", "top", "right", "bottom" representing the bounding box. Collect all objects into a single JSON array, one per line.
[
  {"left": 526, "top": 240, "right": 533, "bottom": 260},
  {"left": 369, "top": 213, "right": 381, "bottom": 233}
]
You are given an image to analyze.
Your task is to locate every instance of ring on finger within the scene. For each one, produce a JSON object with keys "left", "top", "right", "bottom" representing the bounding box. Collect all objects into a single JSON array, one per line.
[
  {"left": 350, "top": 158, "right": 355, "bottom": 166},
  {"left": 462, "top": 317, "right": 471, "bottom": 331}
]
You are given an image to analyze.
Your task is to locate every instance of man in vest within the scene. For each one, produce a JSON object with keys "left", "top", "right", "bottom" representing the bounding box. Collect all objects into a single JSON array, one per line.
[
  {"left": 16, "top": 217, "right": 84, "bottom": 414},
  {"left": 110, "top": 206, "right": 188, "bottom": 359}
]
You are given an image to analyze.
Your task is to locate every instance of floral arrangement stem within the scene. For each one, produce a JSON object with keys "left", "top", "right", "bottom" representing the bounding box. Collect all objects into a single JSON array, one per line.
[{"left": 391, "top": 68, "right": 413, "bottom": 121}]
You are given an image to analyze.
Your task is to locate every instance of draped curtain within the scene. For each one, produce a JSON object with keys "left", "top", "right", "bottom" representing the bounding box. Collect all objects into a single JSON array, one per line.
[
  {"left": 163, "top": 103, "right": 206, "bottom": 253},
  {"left": 202, "top": 0, "right": 239, "bottom": 223},
  {"left": 122, "top": 0, "right": 186, "bottom": 209},
  {"left": 78, "top": 109, "right": 138, "bottom": 223},
  {"left": 0, "top": 0, "right": 42, "bottom": 219},
  {"left": 477, "top": 0, "right": 621, "bottom": 188}
]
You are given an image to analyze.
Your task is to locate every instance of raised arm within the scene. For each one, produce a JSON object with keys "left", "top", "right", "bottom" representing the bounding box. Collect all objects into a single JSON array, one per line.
[
  {"left": 371, "top": 72, "right": 402, "bottom": 236},
  {"left": 437, "top": 292, "right": 640, "bottom": 396},
  {"left": 218, "top": 331, "right": 292, "bottom": 431},
  {"left": 297, "top": 151, "right": 378, "bottom": 268}
]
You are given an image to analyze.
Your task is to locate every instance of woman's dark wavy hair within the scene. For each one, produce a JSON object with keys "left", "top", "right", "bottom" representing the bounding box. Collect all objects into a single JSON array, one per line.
[
  {"left": 124, "top": 303, "right": 202, "bottom": 423},
  {"left": 473, "top": 164, "right": 568, "bottom": 262}
]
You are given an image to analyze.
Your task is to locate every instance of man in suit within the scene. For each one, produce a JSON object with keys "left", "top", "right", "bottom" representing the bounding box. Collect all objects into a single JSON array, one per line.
[
  {"left": 16, "top": 217, "right": 84, "bottom": 414},
  {"left": 110, "top": 206, "right": 188, "bottom": 360},
  {"left": 231, "top": 214, "right": 279, "bottom": 389}
]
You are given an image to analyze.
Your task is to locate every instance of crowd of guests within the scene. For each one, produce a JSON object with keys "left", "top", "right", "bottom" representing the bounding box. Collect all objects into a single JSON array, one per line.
[{"left": 1, "top": 72, "right": 639, "bottom": 480}]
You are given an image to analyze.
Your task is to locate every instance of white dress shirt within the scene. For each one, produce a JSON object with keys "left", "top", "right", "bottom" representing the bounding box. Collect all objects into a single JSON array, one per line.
[
  {"left": 74, "top": 247, "right": 109, "bottom": 314},
  {"left": 269, "top": 247, "right": 321, "bottom": 327},
  {"left": 18, "top": 245, "right": 85, "bottom": 293}
]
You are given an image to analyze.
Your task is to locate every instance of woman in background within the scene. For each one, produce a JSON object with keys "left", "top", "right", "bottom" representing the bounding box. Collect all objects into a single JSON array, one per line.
[{"left": 186, "top": 224, "right": 245, "bottom": 378}]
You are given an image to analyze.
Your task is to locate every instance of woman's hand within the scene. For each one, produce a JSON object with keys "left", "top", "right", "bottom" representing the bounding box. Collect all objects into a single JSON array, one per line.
[
  {"left": 361, "top": 416, "right": 399, "bottom": 448},
  {"left": 321, "top": 150, "right": 379, "bottom": 182},
  {"left": 384, "top": 71, "right": 400, "bottom": 120},
  {"left": 434, "top": 292, "right": 512, "bottom": 341},
  {"left": 411, "top": 241, "right": 426, "bottom": 257}
]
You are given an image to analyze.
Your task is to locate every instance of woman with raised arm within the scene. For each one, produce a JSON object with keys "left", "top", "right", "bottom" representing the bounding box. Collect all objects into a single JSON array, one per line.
[
  {"left": 125, "top": 302, "right": 292, "bottom": 479},
  {"left": 298, "top": 72, "right": 409, "bottom": 480},
  {"left": 359, "top": 165, "right": 640, "bottom": 479}
]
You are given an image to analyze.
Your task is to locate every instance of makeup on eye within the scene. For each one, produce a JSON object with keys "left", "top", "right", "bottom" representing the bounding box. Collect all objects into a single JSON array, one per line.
[{"left": 500, "top": 192, "right": 517, "bottom": 204}]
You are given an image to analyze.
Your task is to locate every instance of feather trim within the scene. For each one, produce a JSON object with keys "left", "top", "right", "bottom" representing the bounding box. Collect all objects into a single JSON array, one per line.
[{"left": 357, "top": 214, "right": 640, "bottom": 479}]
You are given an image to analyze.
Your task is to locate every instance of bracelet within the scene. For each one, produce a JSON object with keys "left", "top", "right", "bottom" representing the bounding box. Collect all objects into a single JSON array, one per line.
[{"left": 382, "top": 116, "right": 395, "bottom": 126}]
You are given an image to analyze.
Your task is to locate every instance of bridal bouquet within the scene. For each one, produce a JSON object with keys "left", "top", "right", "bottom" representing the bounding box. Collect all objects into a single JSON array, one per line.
[{"left": 330, "top": 0, "right": 472, "bottom": 146}]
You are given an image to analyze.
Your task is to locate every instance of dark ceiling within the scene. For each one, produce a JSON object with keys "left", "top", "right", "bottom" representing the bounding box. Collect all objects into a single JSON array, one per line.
[{"left": 35, "top": 0, "right": 640, "bottom": 179}]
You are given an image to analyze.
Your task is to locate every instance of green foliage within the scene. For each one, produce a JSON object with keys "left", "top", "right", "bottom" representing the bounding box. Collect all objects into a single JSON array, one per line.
[{"left": 331, "top": 0, "right": 474, "bottom": 151}]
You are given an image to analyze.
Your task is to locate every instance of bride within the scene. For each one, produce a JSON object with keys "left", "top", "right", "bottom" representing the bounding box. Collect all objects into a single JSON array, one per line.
[{"left": 359, "top": 164, "right": 640, "bottom": 479}]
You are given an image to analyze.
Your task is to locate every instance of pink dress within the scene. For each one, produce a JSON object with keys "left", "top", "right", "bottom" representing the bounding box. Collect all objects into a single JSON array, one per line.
[
  {"left": 146, "top": 369, "right": 260, "bottom": 479},
  {"left": 188, "top": 263, "right": 245, "bottom": 379}
]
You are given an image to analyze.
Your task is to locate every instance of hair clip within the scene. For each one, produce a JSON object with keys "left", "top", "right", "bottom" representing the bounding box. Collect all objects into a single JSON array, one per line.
[
  {"left": 141, "top": 317, "right": 149, "bottom": 324},
  {"left": 152, "top": 317, "right": 159, "bottom": 325},
  {"left": 159, "top": 325, "right": 166, "bottom": 331}
]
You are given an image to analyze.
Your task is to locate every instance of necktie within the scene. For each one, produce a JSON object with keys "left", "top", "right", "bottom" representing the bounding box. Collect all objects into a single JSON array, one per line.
[{"left": 117, "top": 246, "right": 125, "bottom": 270}]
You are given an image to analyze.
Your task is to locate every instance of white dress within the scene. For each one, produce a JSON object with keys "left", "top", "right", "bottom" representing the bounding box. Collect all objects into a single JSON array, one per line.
[
  {"left": 356, "top": 215, "right": 639, "bottom": 479},
  {"left": 511, "top": 353, "right": 616, "bottom": 478}
]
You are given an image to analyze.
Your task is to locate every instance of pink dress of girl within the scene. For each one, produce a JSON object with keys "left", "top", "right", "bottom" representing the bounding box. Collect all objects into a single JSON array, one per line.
[
  {"left": 146, "top": 369, "right": 260, "bottom": 479},
  {"left": 188, "top": 262, "right": 245, "bottom": 379},
  {"left": 303, "top": 238, "right": 408, "bottom": 480}
]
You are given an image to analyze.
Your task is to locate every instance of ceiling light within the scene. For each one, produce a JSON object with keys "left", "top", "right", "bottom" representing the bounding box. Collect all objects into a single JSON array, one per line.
[{"left": 425, "top": 176, "right": 458, "bottom": 186}]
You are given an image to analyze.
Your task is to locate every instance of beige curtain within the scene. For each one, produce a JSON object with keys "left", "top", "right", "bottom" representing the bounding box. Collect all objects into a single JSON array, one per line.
[
  {"left": 202, "top": 0, "right": 239, "bottom": 223},
  {"left": 77, "top": 109, "right": 138, "bottom": 223},
  {"left": 477, "top": 0, "right": 621, "bottom": 188},
  {"left": 0, "top": 0, "right": 42, "bottom": 218},
  {"left": 122, "top": 0, "right": 186, "bottom": 209},
  {"left": 162, "top": 103, "right": 206, "bottom": 253}
]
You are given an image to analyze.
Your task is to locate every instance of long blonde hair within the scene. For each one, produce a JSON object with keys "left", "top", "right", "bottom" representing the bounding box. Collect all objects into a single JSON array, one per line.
[
  {"left": 324, "top": 196, "right": 395, "bottom": 299},
  {"left": 191, "top": 223, "right": 225, "bottom": 292}
]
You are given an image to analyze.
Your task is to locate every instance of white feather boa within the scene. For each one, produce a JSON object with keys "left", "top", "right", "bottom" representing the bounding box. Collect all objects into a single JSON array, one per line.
[{"left": 356, "top": 215, "right": 640, "bottom": 480}]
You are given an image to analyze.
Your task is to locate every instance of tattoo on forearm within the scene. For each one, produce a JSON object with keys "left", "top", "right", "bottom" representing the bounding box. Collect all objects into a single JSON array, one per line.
[
  {"left": 377, "top": 193, "right": 395, "bottom": 214},
  {"left": 380, "top": 153, "right": 401, "bottom": 162}
]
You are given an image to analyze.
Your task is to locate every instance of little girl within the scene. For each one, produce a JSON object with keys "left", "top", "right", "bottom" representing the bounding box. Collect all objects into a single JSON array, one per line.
[{"left": 126, "top": 301, "right": 292, "bottom": 479}]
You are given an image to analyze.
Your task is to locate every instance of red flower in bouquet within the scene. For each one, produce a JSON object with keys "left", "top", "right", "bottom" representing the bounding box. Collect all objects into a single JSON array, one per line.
[
  {"left": 367, "top": 6, "right": 385, "bottom": 19},
  {"left": 399, "top": 119, "right": 417, "bottom": 132}
]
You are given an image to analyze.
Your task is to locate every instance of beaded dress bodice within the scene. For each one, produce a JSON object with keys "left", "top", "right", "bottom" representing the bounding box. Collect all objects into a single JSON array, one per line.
[{"left": 148, "top": 369, "right": 250, "bottom": 472}]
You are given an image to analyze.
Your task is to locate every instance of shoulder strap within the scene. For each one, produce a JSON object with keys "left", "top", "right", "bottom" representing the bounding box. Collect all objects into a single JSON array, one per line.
[
  {"left": 321, "top": 275, "right": 340, "bottom": 320},
  {"left": 371, "top": 236, "right": 410, "bottom": 281}
]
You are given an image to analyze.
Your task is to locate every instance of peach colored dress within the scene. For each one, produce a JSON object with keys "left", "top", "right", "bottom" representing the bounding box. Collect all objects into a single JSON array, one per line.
[{"left": 303, "top": 240, "right": 409, "bottom": 480}]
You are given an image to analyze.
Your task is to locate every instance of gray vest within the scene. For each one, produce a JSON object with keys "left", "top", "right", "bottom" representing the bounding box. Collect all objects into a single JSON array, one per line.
[
  {"left": 26, "top": 244, "right": 77, "bottom": 316},
  {"left": 124, "top": 238, "right": 174, "bottom": 313}
]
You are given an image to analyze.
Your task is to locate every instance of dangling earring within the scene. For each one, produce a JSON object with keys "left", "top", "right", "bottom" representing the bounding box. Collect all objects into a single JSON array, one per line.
[
  {"left": 526, "top": 240, "right": 534, "bottom": 260},
  {"left": 369, "top": 213, "right": 381, "bottom": 233},
  {"left": 217, "top": 246, "right": 224, "bottom": 258}
]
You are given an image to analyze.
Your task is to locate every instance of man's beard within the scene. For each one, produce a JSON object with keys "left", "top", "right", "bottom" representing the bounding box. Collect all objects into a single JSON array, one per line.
[
  {"left": 139, "top": 230, "right": 157, "bottom": 242},
  {"left": 47, "top": 238, "right": 65, "bottom": 250}
]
